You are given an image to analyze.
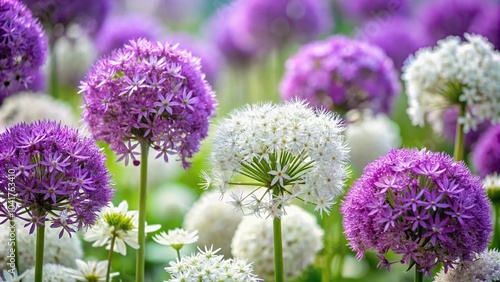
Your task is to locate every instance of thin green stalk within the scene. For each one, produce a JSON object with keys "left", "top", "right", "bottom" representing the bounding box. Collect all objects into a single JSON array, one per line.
[
  {"left": 106, "top": 235, "right": 116, "bottom": 282},
  {"left": 494, "top": 204, "right": 500, "bottom": 250},
  {"left": 322, "top": 214, "right": 333, "bottom": 282},
  {"left": 176, "top": 249, "right": 181, "bottom": 261},
  {"left": 414, "top": 265, "right": 423, "bottom": 282},
  {"left": 453, "top": 103, "right": 466, "bottom": 161},
  {"left": 34, "top": 224, "right": 45, "bottom": 282},
  {"left": 135, "top": 142, "right": 149, "bottom": 282},
  {"left": 49, "top": 48, "right": 58, "bottom": 99},
  {"left": 272, "top": 187, "right": 284, "bottom": 282}
]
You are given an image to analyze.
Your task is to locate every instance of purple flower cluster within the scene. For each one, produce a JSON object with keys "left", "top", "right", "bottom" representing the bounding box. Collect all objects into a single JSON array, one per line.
[
  {"left": 341, "top": 148, "right": 492, "bottom": 276},
  {"left": 0, "top": 0, "right": 47, "bottom": 103},
  {"left": 0, "top": 120, "right": 113, "bottom": 237},
  {"left": 280, "top": 36, "right": 400, "bottom": 114},
  {"left": 337, "top": 0, "right": 410, "bottom": 22},
  {"left": 473, "top": 125, "right": 500, "bottom": 177},
  {"left": 80, "top": 39, "right": 217, "bottom": 168}
]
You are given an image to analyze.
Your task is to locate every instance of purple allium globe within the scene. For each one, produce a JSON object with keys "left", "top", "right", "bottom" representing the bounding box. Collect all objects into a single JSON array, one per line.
[
  {"left": 79, "top": 38, "right": 217, "bottom": 168},
  {"left": 341, "top": 148, "right": 492, "bottom": 276},
  {"left": 234, "top": 0, "right": 333, "bottom": 51},
  {"left": 336, "top": 0, "right": 410, "bottom": 22},
  {"left": 0, "top": 120, "right": 113, "bottom": 236},
  {"left": 0, "top": 0, "right": 47, "bottom": 103},
  {"left": 280, "top": 36, "right": 401, "bottom": 114},
  {"left": 473, "top": 124, "right": 500, "bottom": 177}
]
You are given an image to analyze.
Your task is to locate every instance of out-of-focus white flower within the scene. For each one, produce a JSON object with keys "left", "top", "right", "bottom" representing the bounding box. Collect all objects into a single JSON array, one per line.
[
  {"left": 66, "top": 259, "right": 119, "bottom": 282},
  {"left": 0, "top": 269, "right": 27, "bottom": 282},
  {"left": 183, "top": 190, "right": 244, "bottom": 258},
  {"left": 403, "top": 34, "right": 500, "bottom": 133},
  {"left": 0, "top": 221, "right": 83, "bottom": 272},
  {"left": 24, "top": 264, "right": 76, "bottom": 282},
  {"left": 484, "top": 173, "right": 500, "bottom": 202},
  {"left": 231, "top": 205, "right": 324, "bottom": 281},
  {"left": 84, "top": 200, "right": 161, "bottom": 255},
  {"left": 153, "top": 228, "right": 198, "bottom": 251},
  {"left": 434, "top": 249, "right": 500, "bottom": 282},
  {"left": 165, "top": 246, "right": 260, "bottom": 281},
  {"left": 345, "top": 111, "right": 401, "bottom": 170}
]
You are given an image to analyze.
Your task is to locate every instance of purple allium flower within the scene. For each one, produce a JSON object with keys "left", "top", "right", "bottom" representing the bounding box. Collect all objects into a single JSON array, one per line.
[
  {"left": 95, "top": 14, "right": 166, "bottom": 56},
  {"left": 234, "top": 0, "right": 333, "bottom": 51},
  {"left": 156, "top": 0, "right": 203, "bottom": 26},
  {"left": 22, "top": 0, "right": 111, "bottom": 41},
  {"left": 473, "top": 125, "right": 500, "bottom": 177},
  {"left": 0, "top": 0, "right": 47, "bottom": 103},
  {"left": 419, "top": 0, "right": 499, "bottom": 45},
  {"left": 341, "top": 148, "right": 492, "bottom": 276},
  {"left": 469, "top": 5, "right": 500, "bottom": 50},
  {"left": 336, "top": 0, "right": 410, "bottom": 22},
  {"left": 0, "top": 120, "right": 113, "bottom": 237},
  {"left": 440, "top": 106, "right": 491, "bottom": 150},
  {"left": 358, "top": 17, "right": 429, "bottom": 70},
  {"left": 79, "top": 39, "right": 217, "bottom": 168},
  {"left": 280, "top": 36, "right": 401, "bottom": 114}
]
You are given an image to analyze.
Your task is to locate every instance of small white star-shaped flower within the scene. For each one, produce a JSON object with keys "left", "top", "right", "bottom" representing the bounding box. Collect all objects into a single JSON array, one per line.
[{"left": 268, "top": 163, "right": 291, "bottom": 187}]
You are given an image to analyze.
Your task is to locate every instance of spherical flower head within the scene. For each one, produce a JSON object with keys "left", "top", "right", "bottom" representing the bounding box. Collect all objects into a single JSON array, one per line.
[
  {"left": 153, "top": 228, "right": 198, "bottom": 251},
  {"left": 341, "top": 148, "right": 492, "bottom": 276},
  {"left": 0, "top": 120, "right": 113, "bottom": 236},
  {"left": 235, "top": 0, "right": 333, "bottom": 51},
  {"left": 434, "top": 249, "right": 500, "bottom": 282},
  {"left": 280, "top": 36, "right": 401, "bottom": 115},
  {"left": 0, "top": 223, "right": 83, "bottom": 272},
  {"left": 337, "top": 0, "right": 410, "bottom": 22},
  {"left": 0, "top": 92, "right": 78, "bottom": 132},
  {"left": 84, "top": 200, "right": 161, "bottom": 256},
  {"left": 183, "top": 190, "right": 243, "bottom": 258},
  {"left": 403, "top": 34, "right": 500, "bottom": 133},
  {"left": 166, "top": 246, "right": 260, "bottom": 281},
  {"left": 231, "top": 205, "right": 323, "bottom": 281},
  {"left": 345, "top": 111, "right": 401, "bottom": 171},
  {"left": 484, "top": 174, "right": 500, "bottom": 203},
  {"left": 0, "top": 0, "right": 47, "bottom": 103},
  {"left": 80, "top": 38, "right": 217, "bottom": 168},
  {"left": 205, "top": 100, "right": 349, "bottom": 218},
  {"left": 24, "top": 264, "right": 75, "bottom": 282},
  {"left": 473, "top": 125, "right": 500, "bottom": 177},
  {"left": 67, "top": 259, "right": 119, "bottom": 282}
]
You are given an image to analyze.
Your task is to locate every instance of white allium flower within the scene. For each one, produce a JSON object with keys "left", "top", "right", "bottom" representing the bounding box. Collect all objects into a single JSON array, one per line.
[
  {"left": 153, "top": 228, "right": 198, "bottom": 251},
  {"left": 484, "top": 173, "right": 500, "bottom": 202},
  {"left": 66, "top": 259, "right": 119, "bottom": 282},
  {"left": 0, "top": 222, "right": 83, "bottom": 272},
  {"left": 165, "top": 246, "right": 260, "bottom": 282},
  {"left": 24, "top": 264, "right": 76, "bottom": 282},
  {"left": 231, "top": 205, "right": 324, "bottom": 281},
  {"left": 183, "top": 191, "right": 244, "bottom": 258},
  {"left": 345, "top": 111, "right": 401, "bottom": 170},
  {"left": 434, "top": 249, "right": 500, "bottom": 282},
  {"left": 84, "top": 200, "right": 161, "bottom": 255},
  {"left": 151, "top": 183, "right": 196, "bottom": 216},
  {"left": 206, "top": 100, "right": 349, "bottom": 217},
  {"left": 0, "top": 92, "right": 78, "bottom": 132},
  {"left": 403, "top": 33, "right": 500, "bottom": 133},
  {"left": 0, "top": 269, "right": 27, "bottom": 282}
]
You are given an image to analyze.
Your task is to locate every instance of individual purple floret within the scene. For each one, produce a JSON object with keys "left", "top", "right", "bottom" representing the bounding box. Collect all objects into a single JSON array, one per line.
[
  {"left": 441, "top": 107, "right": 491, "bottom": 150},
  {"left": 473, "top": 125, "right": 500, "bottom": 177},
  {"left": 79, "top": 38, "right": 217, "bottom": 168},
  {"left": 418, "top": 0, "right": 499, "bottom": 45},
  {"left": 0, "top": 120, "right": 113, "bottom": 237},
  {"left": 0, "top": 0, "right": 47, "bottom": 103},
  {"left": 280, "top": 35, "right": 401, "bottom": 114},
  {"left": 95, "top": 14, "right": 166, "bottom": 56},
  {"left": 336, "top": 0, "right": 410, "bottom": 22},
  {"left": 234, "top": 0, "right": 333, "bottom": 51},
  {"left": 341, "top": 148, "right": 492, "bottom": 276}
]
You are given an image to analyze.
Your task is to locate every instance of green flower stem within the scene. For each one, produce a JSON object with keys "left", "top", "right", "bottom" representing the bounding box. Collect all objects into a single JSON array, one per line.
[
  {"left": 322, "top": 213, "right": 333, "bottom": 282},
  {"left": 272, "top": 187, "right": 285, "bottom": 282},
  {"left": 135, "top": 142, "right": 149, "bottom": 282},
  {"left": 106, "top": 234, "right": 117, "bottom": 282},
  {"left": 453, "top": 103, "right": 466, "bottom": 161},
  {"left": 415, "top": 265, "right": 423, "bottom": 282},
  {"left": 493, "top": 204, "right": 500, "bottom": 249},
  {"left": 49, "top": 47, "right": 59, "bottom": 99},
  {"left": 176, "top": 249, "right": 181, "bottom": 261},
  {"left": 34, "top": 224, "right": 45, "bottom": 282}
]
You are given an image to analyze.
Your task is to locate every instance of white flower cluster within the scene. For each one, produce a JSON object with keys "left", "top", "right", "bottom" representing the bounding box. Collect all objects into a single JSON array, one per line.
[
  {"left": 434, "top": 249, "right": 500, "bottom": 282},
  {"left": 231, "top": 205, "right": 324, "bottom": 281},
  {"left": 403, "top": 34, "right": 500, "bottom": 133},
  {"left": 485, "top": 173, "right": 500, "bottom": 190},
  {"left": 66, "top": 259, "right": 119, "bottom": 281},
  {"left": 153, "top": 228, "right": 198, "bottom": 250},
  {"left": 0, "top": 222, "right": 83, "bottom": 272},
  {"left": 207, "top": 100, "right": 349, "bottom": 217},
  {"left": 183, "top": 191, "right": 243, "bottom": 258},
  {"left": 24, "top": 264, "right": 76, "bottom": 282},
  {"left": 165, "top": 246, "right": 260, "bottom": 282}
]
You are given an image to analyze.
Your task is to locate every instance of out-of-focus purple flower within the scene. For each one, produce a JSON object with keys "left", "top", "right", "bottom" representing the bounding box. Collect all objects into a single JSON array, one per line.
[
  {"left": 419, "top": 0, "right": 499, "bottom": 45},
  {"left": 440, "top": 106, "right": 491, "bottom": 150},
  {"left": 358, "top": 17, "right": 429, "bottom": 70},
  {"left": 234, "top": 0, "right": 333, "bottom": 51},
  {"left": 156, "top": 0, "right": 203, "bottom": 27},
  {"left": 0, "top": 120, "right": 113, "bottom": 237},
  {"left": 336, "top": 0, "right": 410, "bottom": 22},
  {"left": 80, "top": 39, "right": 217, "bottom": 168},
  {"left": 26, "top": 72, "right": 45, "bottom": 92},
  {"left": 0, "top": 0, "right": 47, "bottom": 103},
  {"left": 22, "top": 0, "right": 111, "bottom": 42},
  {"left": 473, "top": 125, "right": 500, "bottom": 177},
  {"left": 469, "top": 5, "right": 500, "bottom": 50},
  {"left": 280, "top": 36, "right": 401, "bottom": 115},
  {"left": 341, "top": 148, "right": 492, "bottom": 276},
  {"left": 95, "top": 14, "right": 166, "bottom": 56}
]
